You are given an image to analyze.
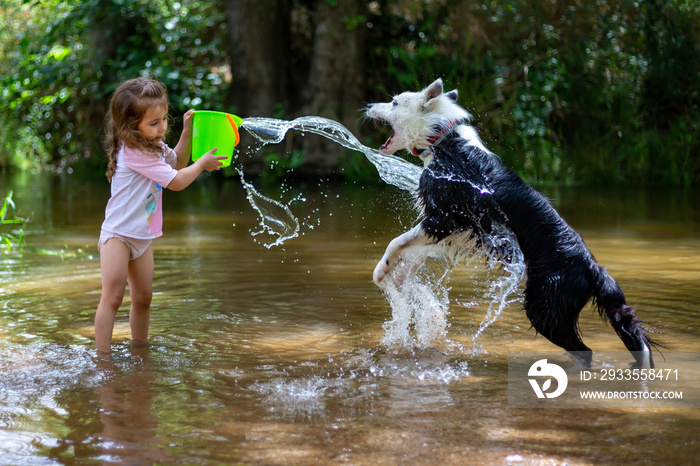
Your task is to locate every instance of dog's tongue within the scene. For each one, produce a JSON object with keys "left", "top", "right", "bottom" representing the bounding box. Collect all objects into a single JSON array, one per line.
[{"left": 380, "top": 130, "right": 394, "bottom": 151}]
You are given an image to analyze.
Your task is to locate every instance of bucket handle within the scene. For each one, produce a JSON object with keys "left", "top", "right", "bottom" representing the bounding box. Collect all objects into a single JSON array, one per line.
[{"left": 226, "top": 114, "right": 240, "bottom": 146}]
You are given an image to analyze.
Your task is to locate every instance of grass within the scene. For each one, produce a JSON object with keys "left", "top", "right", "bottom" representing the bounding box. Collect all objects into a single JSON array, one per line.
[{"left": 1, "top": 190, "right": 27, "bottom": 252}]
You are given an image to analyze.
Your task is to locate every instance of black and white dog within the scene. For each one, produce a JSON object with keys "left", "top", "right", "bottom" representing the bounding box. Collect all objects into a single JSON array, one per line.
[{"left": 367, "top": 79, "right": 655, "bottom": 368}]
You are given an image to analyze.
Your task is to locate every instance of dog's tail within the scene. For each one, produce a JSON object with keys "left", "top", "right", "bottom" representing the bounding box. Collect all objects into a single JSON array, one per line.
[{"left": 591, "top": 264, "right": 655, "bottom": 368}]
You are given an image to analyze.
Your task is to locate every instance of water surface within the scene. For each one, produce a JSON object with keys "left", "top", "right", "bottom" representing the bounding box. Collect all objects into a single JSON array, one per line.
[{"left": 1, "top": 172, "right": 699, "bottom": 464}]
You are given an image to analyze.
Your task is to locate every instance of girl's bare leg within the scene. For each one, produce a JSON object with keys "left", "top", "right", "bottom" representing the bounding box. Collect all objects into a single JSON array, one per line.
[
  {"left": 95, "top": 239, "right": 130, "bottom": 354},
  {"left": 127, "top": 245, "right": 154, "bottom": 344}
]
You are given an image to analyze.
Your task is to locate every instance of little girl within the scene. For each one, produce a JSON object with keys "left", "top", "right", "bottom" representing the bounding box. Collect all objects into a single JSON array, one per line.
[{"left": 95, "top": 77, "right": 226, "bottom": 354}]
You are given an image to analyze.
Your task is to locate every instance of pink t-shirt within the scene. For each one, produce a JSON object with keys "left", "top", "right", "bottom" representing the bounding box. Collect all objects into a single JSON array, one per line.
[{"left": 101, "top": 143, "right": 179, "bottom": 239}]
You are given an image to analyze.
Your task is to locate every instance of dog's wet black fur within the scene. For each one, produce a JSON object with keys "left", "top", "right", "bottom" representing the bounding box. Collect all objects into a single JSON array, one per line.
[{"left": 419, "top": 131, "right": 656, "bottom": 368}]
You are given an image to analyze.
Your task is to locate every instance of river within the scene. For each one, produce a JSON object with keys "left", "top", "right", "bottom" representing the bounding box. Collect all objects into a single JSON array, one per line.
[{"left": 1, "top": 171, "right": 699, "bottom": 464}]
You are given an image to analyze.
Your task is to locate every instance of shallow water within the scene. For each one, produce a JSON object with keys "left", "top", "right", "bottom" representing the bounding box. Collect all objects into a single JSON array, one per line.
[{"left": 1, "top": 172, "right": 699, "bottom": 464}]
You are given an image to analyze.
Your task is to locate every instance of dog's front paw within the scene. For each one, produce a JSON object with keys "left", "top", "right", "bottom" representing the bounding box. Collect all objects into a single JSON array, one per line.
[{"left": 373, "top": 260, "right": 390, "bottom": 285}]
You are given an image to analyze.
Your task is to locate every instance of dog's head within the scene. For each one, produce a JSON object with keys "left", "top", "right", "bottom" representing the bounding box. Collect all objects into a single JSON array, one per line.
[{"left": 366, "top": 79, "right": 470, "bottom": 158}]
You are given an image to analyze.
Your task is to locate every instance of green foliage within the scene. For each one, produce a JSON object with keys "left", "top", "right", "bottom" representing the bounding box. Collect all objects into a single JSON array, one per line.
[
  {"left": 364, "top": 0, "right": 699, "bottom": 185},
  {"left": 1, "top": 191, "right": 27, "bottom": 252},
  {"left": 0, "top": 0, "right": 228, "bottom": 173},
  {"left": 1, "top": 0, "right": 698, "bottom": 185}
]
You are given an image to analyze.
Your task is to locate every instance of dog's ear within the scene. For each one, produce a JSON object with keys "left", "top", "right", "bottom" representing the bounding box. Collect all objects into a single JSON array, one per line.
[
  {"left": 446, "top": 89, "right": 458, "bottom": 102},
  {"left": 424, "top": 79, "right": 444, "bottom": 104}
]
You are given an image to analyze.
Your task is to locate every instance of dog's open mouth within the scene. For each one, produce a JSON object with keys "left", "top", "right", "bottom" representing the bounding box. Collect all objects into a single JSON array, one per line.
[{"left": 380, "top": 129, "right": 394, "bottom": 152}]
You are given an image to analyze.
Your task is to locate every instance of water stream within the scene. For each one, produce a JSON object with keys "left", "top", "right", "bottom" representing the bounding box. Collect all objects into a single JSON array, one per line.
[
  {"left": 236, "top": 116, "right": 421, "bottom": 249},
  {"left": 237, "top": 116, "right": 525, "bottom": 350},
  {"left": 241, "top": 116, "right": 423, "bottom": 192}
]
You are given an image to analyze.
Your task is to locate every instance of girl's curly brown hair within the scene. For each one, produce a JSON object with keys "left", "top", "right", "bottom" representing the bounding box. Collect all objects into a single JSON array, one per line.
[{"left": 103, "top": 78, "right": 170, "bottom": 181}]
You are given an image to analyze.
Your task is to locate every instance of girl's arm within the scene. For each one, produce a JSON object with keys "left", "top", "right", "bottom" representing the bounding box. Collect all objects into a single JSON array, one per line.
[
  {"left": 173, "top": 109, "right": 195, "bottom": 169},
  {"left": 167, "top": 148, "right": 227, "bottom": 191}
]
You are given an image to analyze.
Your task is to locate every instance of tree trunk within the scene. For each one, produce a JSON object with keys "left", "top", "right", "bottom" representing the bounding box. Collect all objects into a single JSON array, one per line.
[
  {"left": 223, "top": 0, "right": 291, "bottom": 172},
  {"left": 223, "top": 0, "right": 291, "bottom": 118},
  {"left": 223, "top": 0, "right": 367, "bottom": 175},
  {"left": 86, "top": 0, "right": 155, "bottom": 164},
  {"left": 301, "top": 0, "right": 367, "bottom": 173}
]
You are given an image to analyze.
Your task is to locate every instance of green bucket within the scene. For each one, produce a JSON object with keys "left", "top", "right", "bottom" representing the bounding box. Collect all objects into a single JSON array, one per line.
[{"left": 191, "top": 110, "right": 242, "bottom": 168}]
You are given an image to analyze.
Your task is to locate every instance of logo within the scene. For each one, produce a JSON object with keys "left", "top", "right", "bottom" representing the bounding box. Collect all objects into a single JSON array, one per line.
[{"left": 528, "top": 359, "right": 568, "bottom": 399}]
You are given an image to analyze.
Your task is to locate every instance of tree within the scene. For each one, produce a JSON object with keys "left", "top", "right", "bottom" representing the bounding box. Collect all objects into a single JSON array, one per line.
[
  {"left": 222, "top": 0, "right": 368, "bottom": 174},
  {"left": 223, "top": 0, "right": 291, "bottom": 119},
  {"left": 1, "top": 0, "right": 698, "bottom": 184},
  {"left": 300, "top": 0, "right": 367, "bottom": 172}
]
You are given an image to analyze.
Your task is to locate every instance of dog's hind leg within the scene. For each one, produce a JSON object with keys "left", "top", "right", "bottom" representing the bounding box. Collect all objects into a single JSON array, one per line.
[
  {"left": 526, "top": 309, "right": 593, "bottom": 366},
  {"left": 591, "top": 265, "right": 655, "bottom": 368},
  {"left": 524, "top": 276, "right": 593, "bottom": 366},
  {"left": 605, "top": 304, "right": 654, "bottom": 368},
  {"left": 374, "top": 225, "right": 430, "bottom": 284}
]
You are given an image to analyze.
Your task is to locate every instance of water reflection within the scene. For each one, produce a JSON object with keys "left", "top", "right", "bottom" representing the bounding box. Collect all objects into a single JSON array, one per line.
[{"left": 1, "top": 173, "right": 699, "bottom": 463}]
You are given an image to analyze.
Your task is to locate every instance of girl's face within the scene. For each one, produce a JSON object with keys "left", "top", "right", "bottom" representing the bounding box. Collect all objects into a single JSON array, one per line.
[{"left": 137, "top": 104, "right": 168, "bottom": 142}]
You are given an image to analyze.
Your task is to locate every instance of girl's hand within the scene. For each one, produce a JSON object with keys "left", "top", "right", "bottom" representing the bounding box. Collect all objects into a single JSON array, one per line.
[
  {"left": 199, "top": 147, "right": 227, "bottom": 171},
  {"left": 182, "top": 109, "right": 195, "bottom": 130},
  {"left": 168, "top": 146, "right": 227, "bottom": 191}
]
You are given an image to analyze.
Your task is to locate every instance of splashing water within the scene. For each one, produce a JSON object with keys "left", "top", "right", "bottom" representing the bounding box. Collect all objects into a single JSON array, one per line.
[
  {"left": 236, "top": 166, "right": 301, "bottom": 249},
  {"left": 236, "top": 116, "right": 421, "bottom": 248},
  {"left": 378, "top": 229, "right": 525, "bottom": 354},
  {"left": 464, "top": 226, "right": 525, "bottom": 354},
  {"left": 237, "top": 116, "right": 525, "bottom": 351},
  {"left": 242, "top": 116, "right": 422, "bottom": 191},
  {"left": 379, "top": 253, "right": 451, "bottom": 351}
]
